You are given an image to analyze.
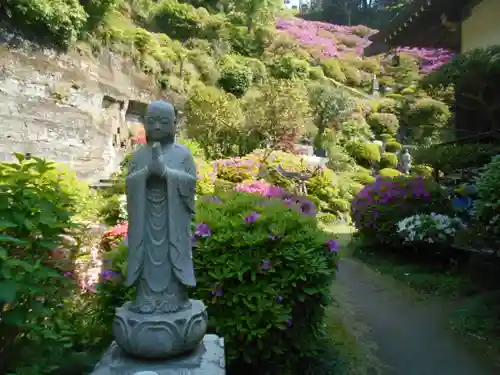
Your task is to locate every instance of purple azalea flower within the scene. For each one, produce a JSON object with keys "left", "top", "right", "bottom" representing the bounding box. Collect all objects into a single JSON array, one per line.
[
  {"left": 261, "top": 260, "right": 272, "bottom": 271},
  {"left": 276, "top": 295, "right": 283, "bottom": 304},
  {"left": 245, "top": 212, "right": 260, "bottom": 224},
  {"left": 195, "top": 222, "right": 211, "bottom": 237},
  {"left": 211, "top": 285, "right": 223, "bottom": 297},
  {"left": 285, "top": 319, "right": 293, "bottom": 328},
  {"left": 100, "top": 269, "right": 118, "bottom": 282},
  {"left": 326, "top": 239, "right": 339, "bottom": 253}
]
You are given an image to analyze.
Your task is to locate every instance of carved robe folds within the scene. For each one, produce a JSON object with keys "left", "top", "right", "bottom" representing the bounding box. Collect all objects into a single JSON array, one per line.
[{"left": 125, "top": 144, "right": 196, "bottom": 313}]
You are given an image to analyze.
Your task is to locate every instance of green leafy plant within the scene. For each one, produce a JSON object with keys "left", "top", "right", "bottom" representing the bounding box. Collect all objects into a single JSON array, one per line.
[
  {"left": 345, "top": 141, "right": 381, "bottom": 169},
  {"left": 384, "top": 141, "right": 402, "bottom": 153},
  {"left": 218, "top": 56, "right": 253, "bottom": 97},
  {"left": 378, "top": 168, "right": 402, "bottom": 178},
  {"left": 269, "top": 54, "right": 310, "bottom": 80},
  {"left": 367, "top": 112, "right": 399, "bottom": 137},
  {"left": 379, "top": 152, "right": 398, "bottom": 169},
  {"left": 0, "top": 154, "right": 80, "bottom": 373},
  {"left": 473, "top": 155, "right": 500, "bottom": 241},
  {"left": 413, "top": 143, "right": 500, "bottom": 174},
  {"left": 4, "top": 0, "right": 88, "bottom": 46}
]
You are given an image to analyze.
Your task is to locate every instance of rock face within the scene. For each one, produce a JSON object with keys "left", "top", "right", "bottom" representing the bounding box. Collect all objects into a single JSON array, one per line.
[{"left": 0, "top": 30, "right": 157, "bottom": 183}]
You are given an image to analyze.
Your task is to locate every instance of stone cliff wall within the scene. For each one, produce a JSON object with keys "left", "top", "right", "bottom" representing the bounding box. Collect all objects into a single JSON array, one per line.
[{"left": 0, "top": 31, "right": 157, "bottom": 183}]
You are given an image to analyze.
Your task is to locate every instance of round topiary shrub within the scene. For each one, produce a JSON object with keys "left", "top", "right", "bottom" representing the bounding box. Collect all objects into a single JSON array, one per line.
[
  {"left": 94, "top": 192, "right": 339, "bottom": 374},
  {"left": 378, "top": 168, "right": 402, "bottom": 178},
  {"left": 379, "top": 133, "right": 394, "bottom": 143},
  {"left": 348, "top": 171, "right": 376, "bottom": 185},
  {"left": 379, "top": 152, "right": 398, "bottom": 169},
  {"left": 351, "top": 176, "right": 450, "bottom": 244},
  {"left": 367, "top": 112, "right": 399, "bottom": 136},
  {"left": 412, "top": 164, "right": 434, "bottom": 178},
  {"left": 345, "top": 141, "right": 381, "bottom": 168},
  {"left": 217, "top": 62, "right": 253, "bottom": 97},
  {"left": 330, "top": 198, "right": 350, "bottom": 213},
  {"left": 385, "top": 141, "right": 403, "bottom": 153}
]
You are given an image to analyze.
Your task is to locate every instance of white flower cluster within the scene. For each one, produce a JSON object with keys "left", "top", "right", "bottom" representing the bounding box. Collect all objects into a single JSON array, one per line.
[
  {"left": 118, "top": 194, "right": 128, "bottom": 221},
  {"left": 396, "top": 213, "right": 467, "bottom": 244}
]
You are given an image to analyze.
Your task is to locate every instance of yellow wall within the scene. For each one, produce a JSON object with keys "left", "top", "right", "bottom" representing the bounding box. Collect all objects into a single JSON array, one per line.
[{"left": 461, "top": 0, "right": 500, "bottom": 52}]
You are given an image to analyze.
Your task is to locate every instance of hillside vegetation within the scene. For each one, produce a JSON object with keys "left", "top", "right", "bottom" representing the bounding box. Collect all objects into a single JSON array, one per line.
[{"left": 2, "top": 0, "right": 454, "bottom": 155}]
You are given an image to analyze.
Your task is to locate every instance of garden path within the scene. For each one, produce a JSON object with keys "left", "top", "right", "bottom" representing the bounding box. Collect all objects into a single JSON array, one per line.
[{"left": 336, "top": 257, "right": 497, "bottom": 375}]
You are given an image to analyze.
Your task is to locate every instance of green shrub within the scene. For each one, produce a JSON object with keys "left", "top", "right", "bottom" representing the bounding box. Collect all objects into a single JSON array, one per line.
[
  {"left": 345, "top": 141, "right": 381, "bottom": 168},
  {"left": 317, "top": 212, "right": 337, "bottom": 224},
  {"left": 326, "top": 145, "right": 358, "bottom": 172},
  {"left": 196, "top": 157, "right": 215, "bottom": 195},
  {"left": 269, "top": 54, "right": 310, "bottom": 80},
  {"left": 151, "top": 0, "right": 206, "bottom": 40},
  {"left": 218, "top": 56, "right": 253, "bottom": 97},
  {"left": 413, "top": 143, "right": 500, "bottom": 174},
  {"left": 406, "top": 97, "right": 451, "bottom": 142},
  {"left": 184, "top": 85, "right": 244, "bottom": 159},
  {"left": 378, "top": 168, "right": 402, "bottom": 178},
  {"left": 346, "top": 171, "right": 376, "bottom": 185},
  {"left": 385, "top": 141, "right": 403, "bottom": 153},
  {"left": 337, "top": 113, "right": 373, "bottom": 145},
  {"left": 94, "top": 192, "right": 339, "bottom": 374},
  {"left": 321, "top": 59, "right": 346, "bottom": 82},
  {"left": 351, "top": 176, "right": 450, "bottom": 244},
  {"left": 375, "top": 98, "right": 400, "bottom": 114},
  {"left": 379, "top": 152, "right": 398, "bottom": 169},
  {"left": 330, "top": 198, "right": 350, "bottom": 213},
  {"left": 4, "top": 0, "right": 88, "bottom": 46},
  {"left": 214, "top": 178, "right": 235, "bottom": 193},
  {"left": 187, "top": 49, "right": 220, "bottom": 84},
  {"left": 178, "top": 136, "right": 205, "bottom": 158},
  {"left": 341, "top": 63, "right": 362, "bottom": 87},
  {"left": 379, "top": 133, "right": 394, "bottom": 143},
  {"left": 474, "top": 155, "right": 500, "bottom": 236},
  {"left": 367, "top": 112, "right": 399, "bottom": 136},
  {"left": 0, "top": 154, "right": 82, "bottom": 373},
  {"left": 412, "top": 164, "right": 434, "bottom": 178},
  {"left": 309, "top": 66, "right": 325, "bottom": 80}
]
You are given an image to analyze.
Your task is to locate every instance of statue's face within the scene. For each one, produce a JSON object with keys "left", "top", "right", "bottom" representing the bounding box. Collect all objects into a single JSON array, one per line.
[{"left": 144, "top": 101, "right": 176, "bottom": 142}]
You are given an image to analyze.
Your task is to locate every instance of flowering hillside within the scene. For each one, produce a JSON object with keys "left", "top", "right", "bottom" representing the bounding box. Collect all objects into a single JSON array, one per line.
[{"left": 276, "top": 17, "right": 454, "bottom": 73}]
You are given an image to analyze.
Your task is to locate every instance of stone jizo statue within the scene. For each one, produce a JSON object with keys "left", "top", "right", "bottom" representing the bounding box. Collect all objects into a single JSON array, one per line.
[
  {"left": 112, "top": 100, "right": 208, "bottom": 360},
  {"left": 400, "top": 148, "right": 412, "bottom": 174}
]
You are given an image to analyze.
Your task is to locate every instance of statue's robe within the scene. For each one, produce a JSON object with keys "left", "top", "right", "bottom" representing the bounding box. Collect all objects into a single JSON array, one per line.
[{"left": 125, "top": 143, "right": 196, "bottom": 313}]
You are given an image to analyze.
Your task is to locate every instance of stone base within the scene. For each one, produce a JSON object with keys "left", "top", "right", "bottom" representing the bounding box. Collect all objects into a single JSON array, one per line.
[
  {"left": 91, "top": 334, "right": 225, "bottom": 375},
  {"left": 113, "top": 299, "right": 208, "bottom": 359}
]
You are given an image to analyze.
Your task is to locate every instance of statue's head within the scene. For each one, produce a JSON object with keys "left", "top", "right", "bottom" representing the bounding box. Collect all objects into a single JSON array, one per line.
[{"left": 144, "top": 100, "right": 176, "bottom": 144}]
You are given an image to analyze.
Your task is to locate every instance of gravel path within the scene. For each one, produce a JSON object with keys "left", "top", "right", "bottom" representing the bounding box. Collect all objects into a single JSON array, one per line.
[{"left": 336, "top": 258, "right": 497, "bottom": 375}]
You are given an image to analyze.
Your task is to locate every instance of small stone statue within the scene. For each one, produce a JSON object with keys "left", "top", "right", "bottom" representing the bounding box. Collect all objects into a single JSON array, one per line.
[
  {"left": 111, "top": 100, "right": 208, "bottom": 360},
  {"left": 400, "top": 148, "right": 412, "bottom": 174}
]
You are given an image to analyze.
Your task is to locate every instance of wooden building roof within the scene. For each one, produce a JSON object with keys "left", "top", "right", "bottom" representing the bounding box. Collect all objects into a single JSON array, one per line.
[{"left": 364, "top": 0, "right": 481, "bottom": 56}]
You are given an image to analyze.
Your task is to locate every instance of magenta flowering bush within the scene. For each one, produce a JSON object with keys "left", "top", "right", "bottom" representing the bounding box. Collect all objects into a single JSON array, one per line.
[
  {"left": 351, "top": 176, "right": 450, "bottom": 244},
  {"left": 275, "top": 17, "right": 454, "bottom": 73},
  {"left": 276, "top": 17, "right": 374, "bottom": 59},
  {"left": 192, "top": 191, "right": 337, "bottom": 373},
  {"left": 235, "top": 179, "right": 284, "bottom": 197}
]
